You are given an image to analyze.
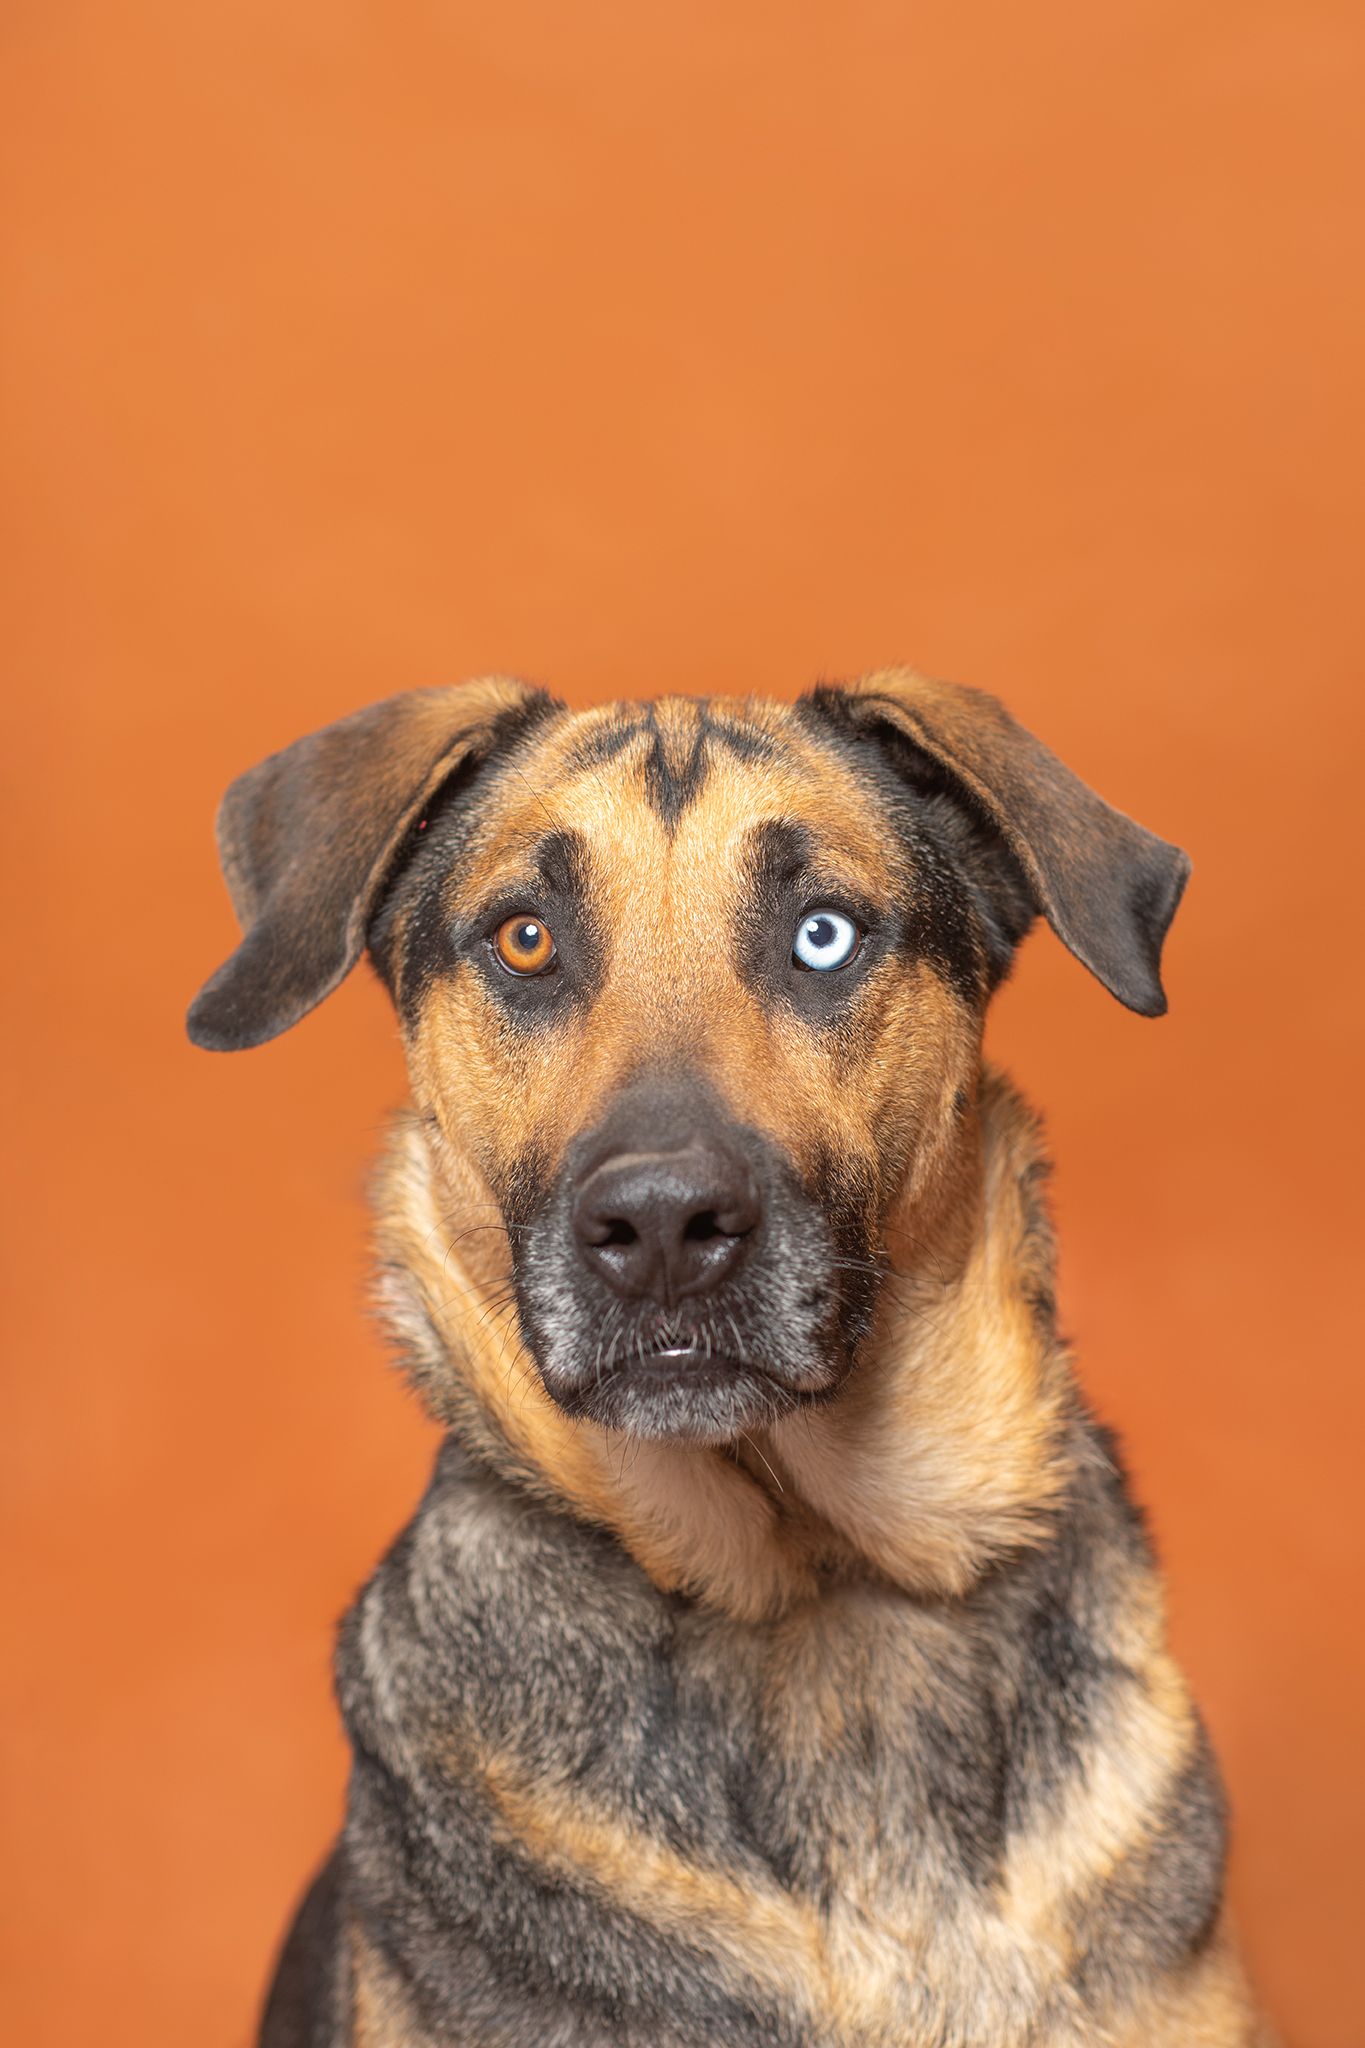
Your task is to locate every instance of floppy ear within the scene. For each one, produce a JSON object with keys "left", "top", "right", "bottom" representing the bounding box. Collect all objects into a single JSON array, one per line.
[
  {"left": 804, "top": 668, "right": 1190, "bottom": 1015},
  {"left": 187, "top": 678, "right": 557, "bottom": 1052}
]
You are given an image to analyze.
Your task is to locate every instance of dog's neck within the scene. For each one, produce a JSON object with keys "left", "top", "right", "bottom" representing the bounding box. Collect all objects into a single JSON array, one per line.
[{"left": 373, "top": 1067, "right": 1079, "bottom": 1623}]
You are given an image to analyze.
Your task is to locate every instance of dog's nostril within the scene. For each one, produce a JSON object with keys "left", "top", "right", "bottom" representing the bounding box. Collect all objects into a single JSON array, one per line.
[
  {"left": 580, "top": 1213, "right": 638, "bottom": 1249},
  {"left": 683, "top": 1209, "right": 724, "bottom": 1245}
]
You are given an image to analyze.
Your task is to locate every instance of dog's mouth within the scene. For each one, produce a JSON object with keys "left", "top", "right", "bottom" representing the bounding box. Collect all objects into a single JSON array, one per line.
[
  {"left": 544, "top": 1355, "right": 821, "bottom": 1443},
  {"left": 514, "top": 1231, "right": 871, "bottom": 1445},
  {"left": 538, "top": 1321, "right": 835, "bottom": 1443}
]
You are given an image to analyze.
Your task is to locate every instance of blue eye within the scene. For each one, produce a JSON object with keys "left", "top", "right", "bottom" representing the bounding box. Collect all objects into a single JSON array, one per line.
[{"left": 792, "top": 909, "right": 861, "bottom": 972}]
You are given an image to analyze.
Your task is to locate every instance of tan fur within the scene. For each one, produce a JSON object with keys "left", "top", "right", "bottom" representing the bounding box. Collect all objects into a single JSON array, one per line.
[
  {"left": 1103, "top": 1916, "right": 1278, "bottom": 2048},
  {"left": 765, "top": 1073, "right": 1076, "bottom": 1596}
]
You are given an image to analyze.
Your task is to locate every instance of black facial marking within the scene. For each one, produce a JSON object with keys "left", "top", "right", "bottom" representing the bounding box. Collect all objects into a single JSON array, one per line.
[
  {"left": 499, "top": 1140, "right": 556, "bottom": 1234},
  {"left": 743, "top": 815, "right": 815, "bottom": 896},
  {"left": 569, "top": 701, "right": 779, "bottom": 832},
  {"left": 735, "top": 817, "right": 890, "bottom": 1027},
  {"left": 465, "top": 825, "right": 605, "bottom": 1027},
  {"left": 367, "top": 693, "right": 564, "bottom": 1016},
  {"left": 381, "top": 802, "right": 604, "bottom": 1031},
  {"left": 640, "top": 706, "right": 710, "bottom": 830},
  {"left": 565, "top": 715, "right": 647, "bottom": 772},
  {"left": 795, "top": 689, "right": 1032, "bottom": 1004},
  {"left": 529, "top": 825, "right": 591, "bottom": 900},
  {"left": 803, "top": 1140, "right": 882, "bottom": 1349},
  {"left": 706, "top": 712, "right": 778, "bottom": 764}
]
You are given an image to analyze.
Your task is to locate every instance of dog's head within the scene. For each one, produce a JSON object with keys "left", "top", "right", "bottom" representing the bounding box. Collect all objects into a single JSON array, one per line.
[{"left": 189, "top": 673, "right": 1187, "bottom": 1445}]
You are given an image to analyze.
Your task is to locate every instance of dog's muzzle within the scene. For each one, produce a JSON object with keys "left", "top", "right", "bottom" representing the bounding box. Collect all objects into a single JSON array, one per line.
[{"left": 511, "top": 1077, "right": 878, "bottom": 1443}]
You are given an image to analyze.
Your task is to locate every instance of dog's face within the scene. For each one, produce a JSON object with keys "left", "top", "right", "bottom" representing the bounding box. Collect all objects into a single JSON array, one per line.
[
  {"left": 188, "top": 673, "right": 1187, "bottom": 1444},
  {"left": 371, "top": 695, "right": 997, "bottom": 1442}
]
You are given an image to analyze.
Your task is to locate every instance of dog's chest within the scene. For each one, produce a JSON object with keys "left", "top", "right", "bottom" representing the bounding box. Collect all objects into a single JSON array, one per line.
[{"left": 338, "top": 1458, "right": 1059, "bottom": 2048}]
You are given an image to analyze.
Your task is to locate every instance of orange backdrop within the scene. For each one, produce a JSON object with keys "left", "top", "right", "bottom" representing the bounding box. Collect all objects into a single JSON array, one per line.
[{"left": 3, "top": 4, "right": 1363, "bottom": 2043}]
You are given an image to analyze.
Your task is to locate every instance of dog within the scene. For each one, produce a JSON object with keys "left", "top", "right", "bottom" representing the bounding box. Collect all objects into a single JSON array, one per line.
[{"left": 189, "top": 671, "right": 1274, "bottom": 2047}]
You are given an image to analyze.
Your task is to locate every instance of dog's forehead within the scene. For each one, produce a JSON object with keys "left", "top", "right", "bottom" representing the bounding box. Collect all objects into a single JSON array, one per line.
[{"left": 470, "top": 694, "right": 897, "bottom": 895}]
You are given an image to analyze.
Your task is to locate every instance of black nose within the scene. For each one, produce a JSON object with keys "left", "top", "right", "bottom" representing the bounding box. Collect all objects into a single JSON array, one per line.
[{"left": 572, "top": 1138, "right": 761, "bottom": 1302}]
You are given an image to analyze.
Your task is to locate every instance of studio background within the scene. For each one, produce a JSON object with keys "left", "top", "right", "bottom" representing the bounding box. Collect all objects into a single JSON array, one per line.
[{"left": 3, "top": 5, "right": 1362, "bottom": 2044}]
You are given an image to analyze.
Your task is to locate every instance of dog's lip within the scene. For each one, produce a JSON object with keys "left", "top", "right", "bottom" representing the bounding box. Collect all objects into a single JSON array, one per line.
[
  {"left": 629, "top": 1345, "right": 741, "bottom": 1379},
  {"left": 551, "top": 1354, "right": 801, "bottom": 1441},
  {"left": 553, "top": 1343, "right": 831, "bottom": 1401},
  {"left": 537, "top": 1337, "right": 841, "bottom": 1440}
]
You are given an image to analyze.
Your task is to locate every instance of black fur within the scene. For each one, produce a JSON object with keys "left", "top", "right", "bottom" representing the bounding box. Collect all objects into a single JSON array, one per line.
[{"left": 259, "top": 1850, "right": 350, "bottom": 2048}]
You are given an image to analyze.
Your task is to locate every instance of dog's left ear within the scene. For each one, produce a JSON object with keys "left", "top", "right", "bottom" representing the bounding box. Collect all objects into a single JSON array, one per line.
[
  {"left": 804, "top": 668, "right": 1190, "bottom": 1015},
  {"left": 187, "top": 678, "right": 557, "bottom": 1052}
]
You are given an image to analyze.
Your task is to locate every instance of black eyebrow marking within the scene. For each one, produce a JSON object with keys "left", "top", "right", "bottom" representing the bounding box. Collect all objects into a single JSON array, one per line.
[
  {"left": 743, "top": 817, "right": 816, "bottom": 906},
  {"left": 705, "top": 712, "right": 778, "bottom": 763},
  {"left": 531, "top": 826, "right": 593, "bottom": 898},
  {"left": 565, "top": 718, "right": 646, "bottom": 772},
  {"left": 567, "top": 701, "right": 781, "bottom": 832}
]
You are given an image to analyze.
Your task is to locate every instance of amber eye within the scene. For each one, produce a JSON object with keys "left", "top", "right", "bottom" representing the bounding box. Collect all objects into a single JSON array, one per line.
[{"left": 492, "top": 914, "right": 556, "bottom": 975}]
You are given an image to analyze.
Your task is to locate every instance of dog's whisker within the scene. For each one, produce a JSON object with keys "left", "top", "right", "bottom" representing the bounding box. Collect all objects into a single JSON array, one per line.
[{"left": 737, "top": 1430, "right": 784, "bottom": 1496}]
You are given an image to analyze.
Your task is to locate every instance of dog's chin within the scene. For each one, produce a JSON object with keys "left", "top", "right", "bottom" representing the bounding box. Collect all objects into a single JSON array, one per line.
[{"left": 537, "top": 1348, "right": 819, "bottom": 1444}]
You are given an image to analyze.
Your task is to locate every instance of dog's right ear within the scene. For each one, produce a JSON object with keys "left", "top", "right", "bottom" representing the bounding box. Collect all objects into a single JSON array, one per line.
[{"left": 187, "top": 679, "right": 558, "bottom": 1052}]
